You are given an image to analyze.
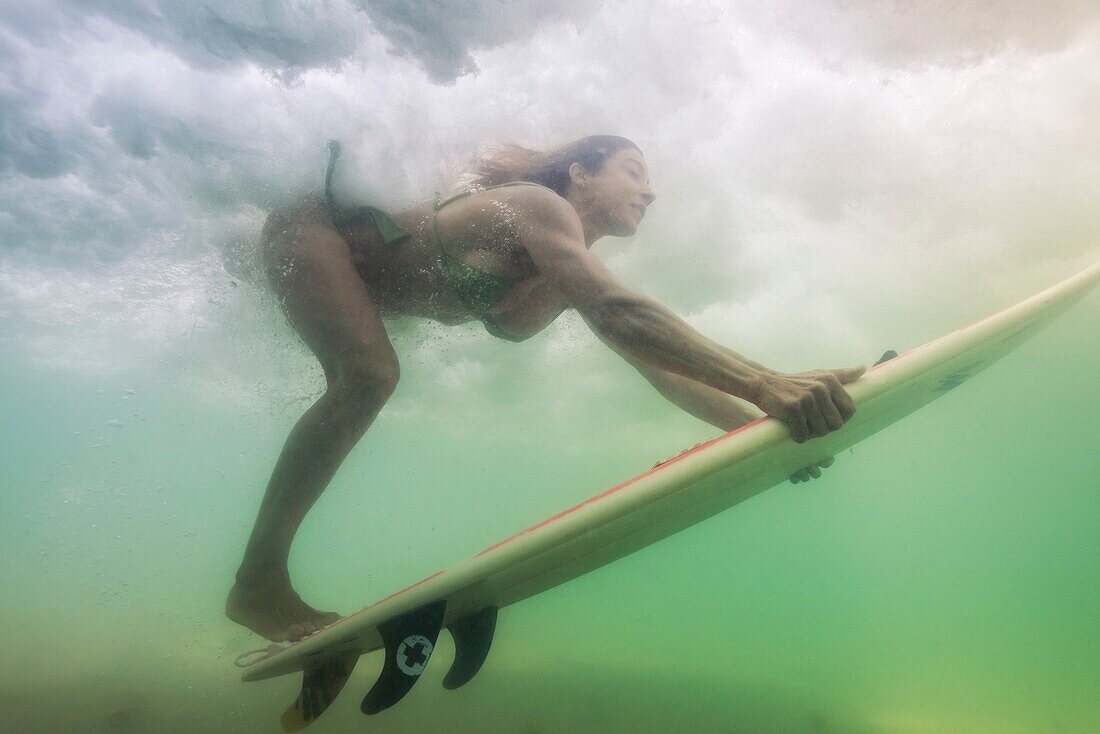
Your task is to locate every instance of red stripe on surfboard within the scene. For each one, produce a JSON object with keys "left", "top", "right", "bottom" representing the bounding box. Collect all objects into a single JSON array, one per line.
[{"left": 474, "top": 415, "right": 770, "bottom": 558}]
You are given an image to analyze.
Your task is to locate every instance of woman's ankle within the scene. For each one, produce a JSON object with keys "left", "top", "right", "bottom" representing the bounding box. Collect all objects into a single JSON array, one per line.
[{"left": 234, "top": 563, "right": 291, "bottom": 589}]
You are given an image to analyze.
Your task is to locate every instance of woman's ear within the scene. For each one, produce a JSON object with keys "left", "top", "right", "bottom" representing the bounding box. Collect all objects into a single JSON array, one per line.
[{"left": 567, "top": 161, "right": 588, "bottom": 189}]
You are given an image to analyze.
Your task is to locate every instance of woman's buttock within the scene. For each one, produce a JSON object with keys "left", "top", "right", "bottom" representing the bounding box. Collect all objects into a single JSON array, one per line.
[
  {"left": 259, "top": 197, "right": 388, "bottom": 288},
  {"left": 260, "top": 198, "right": 337, "bottom": 259}
]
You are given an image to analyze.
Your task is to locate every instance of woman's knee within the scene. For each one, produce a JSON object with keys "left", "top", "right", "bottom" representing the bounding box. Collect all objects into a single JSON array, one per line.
[{"left": 330, "top": 355, "right": 401, "bottom": 409}]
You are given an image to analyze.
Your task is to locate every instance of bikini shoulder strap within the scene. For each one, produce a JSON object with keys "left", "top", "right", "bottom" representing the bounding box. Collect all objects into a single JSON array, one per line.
[{"left": 434, "top": 181, "right": 558, "bottom": 211}]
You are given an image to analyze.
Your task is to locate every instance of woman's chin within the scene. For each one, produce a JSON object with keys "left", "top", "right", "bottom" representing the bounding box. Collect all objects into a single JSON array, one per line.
[{"left": 610, "top": 219, "right": 639, "bottom": 237}]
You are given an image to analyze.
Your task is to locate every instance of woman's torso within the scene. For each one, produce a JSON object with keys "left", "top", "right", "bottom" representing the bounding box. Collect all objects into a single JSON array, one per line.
[{"left": 342, "top": 187, "right": 569, "bottom": 328}]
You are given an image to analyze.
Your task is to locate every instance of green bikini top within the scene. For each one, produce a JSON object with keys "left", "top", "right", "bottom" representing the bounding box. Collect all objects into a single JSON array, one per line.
[{"left": 323, "top": 141, "right": 564, "bottom": 342}]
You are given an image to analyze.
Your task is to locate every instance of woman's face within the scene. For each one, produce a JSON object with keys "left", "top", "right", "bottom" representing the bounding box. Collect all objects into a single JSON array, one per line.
[{"left": 578, "top": 148, "right": 656, "bottom": 237}]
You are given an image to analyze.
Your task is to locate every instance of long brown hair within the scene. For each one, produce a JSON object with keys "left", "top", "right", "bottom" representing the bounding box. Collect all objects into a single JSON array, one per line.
[{"left": 460, "top": 135, "right": 640, "bottom": 195}]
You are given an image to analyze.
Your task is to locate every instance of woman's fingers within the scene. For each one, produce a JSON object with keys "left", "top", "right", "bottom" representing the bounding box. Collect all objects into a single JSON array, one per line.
[
  {"left": 755, "top": 366, "right": 863, "bottom": 443},
  {"left": 788, "top": 410, "right": 809, "bottom": 444},
  {"left": 820, "top": 392, "right": 845, "bottom": 431},
  {"left": 802, "top": 397, "right": 829, "bottom": 441},
  {"left": 823, "top": 369, "right": 859, "bottom": 421},
  {"left": 790, "top": 456, "right": 835, "bottom": 484}
]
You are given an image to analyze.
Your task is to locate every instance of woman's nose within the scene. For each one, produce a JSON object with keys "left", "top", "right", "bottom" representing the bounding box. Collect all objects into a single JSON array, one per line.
[{"left": 641, "top": 187, "right": 656, "bottom": 205}]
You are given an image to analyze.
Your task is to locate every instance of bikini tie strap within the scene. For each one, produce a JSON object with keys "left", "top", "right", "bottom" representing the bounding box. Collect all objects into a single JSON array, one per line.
[{"left": 324, "top": 140, "right": 342, "bottom": 212}]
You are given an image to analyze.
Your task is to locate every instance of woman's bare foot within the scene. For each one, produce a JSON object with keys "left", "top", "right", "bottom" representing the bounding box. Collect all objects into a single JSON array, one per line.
[{"left": 226, "top": 580, "right": 342, "bottom": 642}]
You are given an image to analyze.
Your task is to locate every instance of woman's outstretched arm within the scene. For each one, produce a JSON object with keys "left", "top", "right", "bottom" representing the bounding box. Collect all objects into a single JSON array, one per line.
[
  {"left": 595, "top": 329, "right": 762, "bottom": 431},
  {"left": 518, "top": 191, "right": 864, "bottom": 444}
]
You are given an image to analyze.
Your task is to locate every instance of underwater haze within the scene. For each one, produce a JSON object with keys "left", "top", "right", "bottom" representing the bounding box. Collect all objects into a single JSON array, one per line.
[{"left": 2, "top": 1, "right": 1099, "bottom": 732}]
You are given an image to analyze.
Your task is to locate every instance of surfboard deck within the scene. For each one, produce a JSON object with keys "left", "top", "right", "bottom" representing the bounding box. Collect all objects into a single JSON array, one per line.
[{"left": 236, "top": 261, "right": 1100, "bottom": 729}]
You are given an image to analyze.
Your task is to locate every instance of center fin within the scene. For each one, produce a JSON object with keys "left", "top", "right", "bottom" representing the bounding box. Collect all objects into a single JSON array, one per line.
[{"left": 360, "top": 599, "right": 448, "bottom": 715}]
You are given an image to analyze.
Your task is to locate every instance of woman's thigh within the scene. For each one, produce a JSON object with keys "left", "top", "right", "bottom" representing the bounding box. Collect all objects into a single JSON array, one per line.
[{"left": 260, "top": 206, "right": 399, "bottom": 390}]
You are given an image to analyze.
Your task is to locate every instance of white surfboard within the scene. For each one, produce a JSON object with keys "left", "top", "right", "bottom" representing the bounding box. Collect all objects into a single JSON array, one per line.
[{"left": 236, "top": 261, "right": 1100, "bottom": 730}]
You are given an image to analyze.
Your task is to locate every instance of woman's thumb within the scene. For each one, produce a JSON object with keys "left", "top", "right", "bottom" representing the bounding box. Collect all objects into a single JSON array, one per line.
[{"left": 835, "top": 365, "right": 867, "bottom": 384}]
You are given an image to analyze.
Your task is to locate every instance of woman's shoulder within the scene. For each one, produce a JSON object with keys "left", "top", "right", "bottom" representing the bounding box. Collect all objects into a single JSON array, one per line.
[
  {"left": 438, "top": 181, "right": 572, "bottom": 225},
  {"left": 480, "top": 182, "right": 573, "bottom": 221},
  {"left": 500, "top": 183, "right": 578, "bottom": 230}
]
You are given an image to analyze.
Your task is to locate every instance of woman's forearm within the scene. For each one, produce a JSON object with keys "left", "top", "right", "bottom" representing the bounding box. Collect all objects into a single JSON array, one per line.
[
  {"left": 643, "top": 367, "right": 765, "bottom": 432},
  {"left": 596, "top": 294, "right": 765, "bottom": 401},
  {"left": 716, "top": 345, "right": 778, "bottom": 376}
]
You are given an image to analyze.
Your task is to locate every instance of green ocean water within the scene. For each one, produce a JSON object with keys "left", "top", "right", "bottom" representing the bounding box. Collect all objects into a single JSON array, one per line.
[
  {"left": 0, "top": 279, "right": 1097, "bottom": 734},
  {"left": 4, "top": 0, "right": 1100, "bottom": 731}
]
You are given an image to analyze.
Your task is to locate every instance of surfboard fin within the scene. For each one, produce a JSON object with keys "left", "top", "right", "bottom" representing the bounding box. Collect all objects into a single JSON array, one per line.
[
  {"left": 443, "top": 606, "right": 498, "bottom": 690},
  {"left": 360, "top": 599, "right": 447, "bottom": 715},
  {"left": 280, "top": 651, "right": 359, "bottom": 731},
  {"left": 875, "top": 349, "right": 898, "bottom": 366}
]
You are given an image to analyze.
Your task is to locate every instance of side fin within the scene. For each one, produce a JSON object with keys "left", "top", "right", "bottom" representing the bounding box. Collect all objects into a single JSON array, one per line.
[
  {"left": 443, "top": 606, "right": 498, "bottom": 690},
  {"left": 280, "top": 651, "right": 359, "bottom": 731},
  {"left": 875, "top": 349, "right": 898, "bottom": 366},
  {"left": 360, "top": 599, "right": 447, "bottom": 715}
]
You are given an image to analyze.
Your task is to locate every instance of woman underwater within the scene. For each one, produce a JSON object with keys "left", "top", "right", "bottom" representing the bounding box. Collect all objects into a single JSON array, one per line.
[{"left": 226, "top": 135, "right": 866, "bottom": 642}]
